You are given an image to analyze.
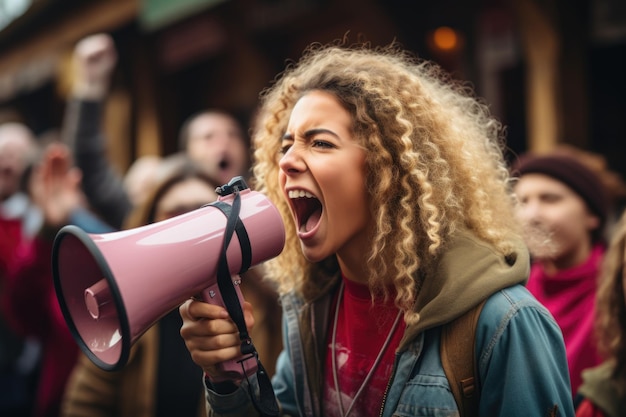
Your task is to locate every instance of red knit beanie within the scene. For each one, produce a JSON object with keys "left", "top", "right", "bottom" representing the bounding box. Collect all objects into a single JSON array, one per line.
[{"left": 512, "top": 153, "right": 609, "bottom": 231}]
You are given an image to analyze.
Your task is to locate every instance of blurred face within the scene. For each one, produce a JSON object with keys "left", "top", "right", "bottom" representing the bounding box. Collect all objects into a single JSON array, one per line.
[
  {"left": 185, "top": 113, "right": 249, "bottom": 186},
  {"left": 0, "top": 134, "right": 33, "bottom": 201},
  {"left": 124, "top": 156, "right": 162, "bottom": 206},
  {"left": 154, "top": 178, "right": 218, "bottom": 222},
  {"left": 514, "top": 173, "right": 599, "bottom": 270},
  {"left": 278, "top": 90, "right": 372, "bottom": 279}
]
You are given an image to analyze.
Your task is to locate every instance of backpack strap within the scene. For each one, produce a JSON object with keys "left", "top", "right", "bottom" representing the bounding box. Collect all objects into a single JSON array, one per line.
[{"left": 440, "top": 299, "right": 487, "bottom": 417}]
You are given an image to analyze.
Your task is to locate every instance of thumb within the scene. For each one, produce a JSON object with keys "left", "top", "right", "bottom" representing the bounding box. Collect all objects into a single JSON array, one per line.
[{"left": 67, "top": 167, "right": 83, "bottom": 188}]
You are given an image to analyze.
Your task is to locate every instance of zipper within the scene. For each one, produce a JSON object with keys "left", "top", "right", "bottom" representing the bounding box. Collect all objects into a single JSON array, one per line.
[
  {"left": 310, "top": 307, "right": 320, "bottom": 416},
  {"left": 379, "top": 352, "right": 400, "bottom": 417}
]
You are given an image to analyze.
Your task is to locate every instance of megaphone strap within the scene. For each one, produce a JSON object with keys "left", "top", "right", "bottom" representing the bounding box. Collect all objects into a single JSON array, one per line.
[
  {"left": 210, "top": 201, "right": 251, "bottom": 275},
  {"left": 211, "top": 193, "right": 279, "bottom": 417},
  {"left": 211, "top": 196, "right": 253, "bottom": 347}
]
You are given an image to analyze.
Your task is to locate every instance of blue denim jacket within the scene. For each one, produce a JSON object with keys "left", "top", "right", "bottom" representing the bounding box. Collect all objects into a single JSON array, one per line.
[
  {"left": 207, "top": 232, "right": 574, "bottom": 417},
  {"left": 269, "top": 285, "right": 574, "bottom": 417}
]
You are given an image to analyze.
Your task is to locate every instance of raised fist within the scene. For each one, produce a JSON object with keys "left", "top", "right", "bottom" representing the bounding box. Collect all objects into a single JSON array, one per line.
[{"left": 72, "top": 33, "right": 118, "bottom": 100}]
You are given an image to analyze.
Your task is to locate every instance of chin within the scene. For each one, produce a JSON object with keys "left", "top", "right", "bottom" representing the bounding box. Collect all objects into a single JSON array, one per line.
[{"left": 300, "top": 245, "right": 327, "bottom": 263}]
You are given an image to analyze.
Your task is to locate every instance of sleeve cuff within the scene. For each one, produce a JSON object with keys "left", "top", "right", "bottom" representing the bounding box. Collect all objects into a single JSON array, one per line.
[{"left": 203, "top": 373, "right": 259, "bottom": 414}]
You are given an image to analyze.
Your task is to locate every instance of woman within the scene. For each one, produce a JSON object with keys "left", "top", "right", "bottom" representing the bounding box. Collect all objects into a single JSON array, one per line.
[
  {"left": 179, "top": 42, "right": 574, "bottom": 416},
  {"left": 576, "top": 210, "right": 626, "bottom": 417}
]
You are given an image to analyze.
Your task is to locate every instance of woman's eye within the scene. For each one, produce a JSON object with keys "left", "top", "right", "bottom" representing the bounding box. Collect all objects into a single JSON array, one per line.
[
  {"left": 312, "top": 140, "right": 333, "bottom": 149},
  {"left": 279, "top": 143, "right": 292, "bottom": 155}
]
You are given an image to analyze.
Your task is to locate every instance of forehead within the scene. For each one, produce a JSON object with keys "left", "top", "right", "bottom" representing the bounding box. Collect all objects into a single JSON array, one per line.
[
  {"left": 286, "top": 90, "right": 352, "bottom": 131},
  {"left": 157, "top": 178, "right": 217, "bottom": 207},
  {"left": 515, "top": 173, "right": 577, "bottom": 194},
  {"left": 190, "top": 113, "right": 240, "bottom": 133},
  {"left": 0, "top": 133, "right": 33, "bottom": 153}
]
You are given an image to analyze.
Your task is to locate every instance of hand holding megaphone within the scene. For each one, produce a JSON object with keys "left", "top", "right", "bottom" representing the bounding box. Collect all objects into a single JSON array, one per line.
[{"left": 179, "top": 294, "right": 257, "bottom": 382}]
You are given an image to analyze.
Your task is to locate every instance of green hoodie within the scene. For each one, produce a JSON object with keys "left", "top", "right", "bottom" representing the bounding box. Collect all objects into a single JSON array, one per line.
[
  {"left": 578, "top": 361, "right": 626, "bottom": 417},
  {"left": 402, "top": 229, "right": 530, "bottom": 347}
]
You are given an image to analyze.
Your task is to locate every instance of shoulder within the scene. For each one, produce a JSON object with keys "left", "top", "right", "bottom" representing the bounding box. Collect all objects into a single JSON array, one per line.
[
  {"left": 477, "top": 284, "right": 563, "bottom": 357},
  {"left": 473, "top": 286, "right": 574, "bottom": 416},
  {"left": 480, "top": 284, "right": 553, "bottom": 325}
]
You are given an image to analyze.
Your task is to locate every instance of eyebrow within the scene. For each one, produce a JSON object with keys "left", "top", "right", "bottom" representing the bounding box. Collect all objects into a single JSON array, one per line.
[{"left": 281, "top": 128, "right": 338, "bottom": 141}]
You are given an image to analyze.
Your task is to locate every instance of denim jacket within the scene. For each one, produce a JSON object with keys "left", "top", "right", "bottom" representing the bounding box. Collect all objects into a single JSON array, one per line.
[{"left": 204, "top": 231, "right": 575, "bottom": 417}]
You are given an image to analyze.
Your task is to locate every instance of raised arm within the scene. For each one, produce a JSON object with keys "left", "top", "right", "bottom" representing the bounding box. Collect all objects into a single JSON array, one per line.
[{"left": 62, "top": 33, "right": 132, "bottom": 230}]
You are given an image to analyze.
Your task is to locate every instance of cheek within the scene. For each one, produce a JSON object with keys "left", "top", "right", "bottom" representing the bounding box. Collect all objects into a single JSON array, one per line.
[
  {"left": 278, "top": 170, "right": 287, "bottom": 188},
  {"left": 514, "top": 206, "right": 533, "bottom": 222},
  {"left": 531, "top": 205, "right": 577, "bottom": 228},
  {"left": 326, "top": 175, "right": 370, "bottom": 226}
]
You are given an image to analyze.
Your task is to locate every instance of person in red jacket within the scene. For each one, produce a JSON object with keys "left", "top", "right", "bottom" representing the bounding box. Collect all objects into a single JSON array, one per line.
[{"left": 1, "top": 141, "right": 113, "bottom": 417}]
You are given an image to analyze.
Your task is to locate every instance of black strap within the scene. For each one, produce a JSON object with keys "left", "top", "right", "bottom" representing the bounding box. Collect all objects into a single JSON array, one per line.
[
  {"left": 210, "top": 200, "right": 252, "bottom": 275},
  {"left": 210, "top": 194, "right": 279, "bottom": 417}
]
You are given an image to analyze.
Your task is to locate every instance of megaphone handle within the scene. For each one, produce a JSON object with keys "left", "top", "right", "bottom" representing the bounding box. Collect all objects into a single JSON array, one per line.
[{"left": 199, "top": 275, "right": 259, "bottom": 382}]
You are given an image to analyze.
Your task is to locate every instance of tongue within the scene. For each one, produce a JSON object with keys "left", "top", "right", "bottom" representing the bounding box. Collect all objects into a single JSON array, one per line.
[{"left": 303, "top": 208, "right": 322, "bottom": 232}]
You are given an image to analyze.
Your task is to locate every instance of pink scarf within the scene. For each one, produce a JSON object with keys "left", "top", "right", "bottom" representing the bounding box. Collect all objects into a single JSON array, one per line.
[{"left": 526, "top": 244, "right": 604, "bottom": 397}]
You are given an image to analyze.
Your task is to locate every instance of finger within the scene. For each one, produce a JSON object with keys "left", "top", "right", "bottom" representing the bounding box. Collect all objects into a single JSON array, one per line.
[
  {"left": 241, "top": 301, "right": 256, "bottom": 331},
  {"left": 183, "top": 325, "right": 243, "bottom": 352},
  {"left": 180, "top": 299, "right": 228, "bottom": 321},
  {"left": 188, "top": 345, "right": 245, "bottom": 371},
  {"left": 67, "top": 167, "right": 82, "bottom": 189},
  {"left": 180, "top": 311, "right": 241, "bottom": 339}
]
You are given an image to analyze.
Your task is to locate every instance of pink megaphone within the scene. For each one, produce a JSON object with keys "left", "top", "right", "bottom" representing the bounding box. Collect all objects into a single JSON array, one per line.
[{"left": 52, "top": 177, "right": 285, "bottom": 379}]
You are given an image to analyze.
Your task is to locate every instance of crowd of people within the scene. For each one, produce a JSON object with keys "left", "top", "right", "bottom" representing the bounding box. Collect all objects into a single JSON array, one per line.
[{"left": 1, "top": 32, "right": 625, "bottom": 417}]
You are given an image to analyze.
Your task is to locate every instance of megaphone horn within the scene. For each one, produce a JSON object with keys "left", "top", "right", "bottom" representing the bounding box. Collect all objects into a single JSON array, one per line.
[{"left": 52, "top": 177, "right": 285, "bottom": 377}]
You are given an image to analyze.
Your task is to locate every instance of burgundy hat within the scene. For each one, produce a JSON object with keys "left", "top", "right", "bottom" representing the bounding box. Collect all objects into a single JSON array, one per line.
[{"left": 512, "top": 153, "right": 609, "bottom": 226}]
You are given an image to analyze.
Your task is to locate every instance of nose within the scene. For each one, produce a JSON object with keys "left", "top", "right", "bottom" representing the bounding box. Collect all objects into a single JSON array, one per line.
[
  {"left": 212, "top": 133, "right": 231, "bottom": 150},
  {"left": 517, "top": 198, "right": 542, "bottom": 222},
  {"left": 278, "top": 145, "right": 306, "bottom": 175}
]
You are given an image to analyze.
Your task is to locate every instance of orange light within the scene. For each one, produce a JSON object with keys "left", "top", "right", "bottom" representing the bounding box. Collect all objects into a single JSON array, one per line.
[{"left": 432, "top": 26, "right": 458, "bottom": 51}]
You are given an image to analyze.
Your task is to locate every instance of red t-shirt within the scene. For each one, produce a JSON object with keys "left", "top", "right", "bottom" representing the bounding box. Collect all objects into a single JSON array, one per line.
[{"left": 323, "top": 277, "right": 405, "bottom": 417}]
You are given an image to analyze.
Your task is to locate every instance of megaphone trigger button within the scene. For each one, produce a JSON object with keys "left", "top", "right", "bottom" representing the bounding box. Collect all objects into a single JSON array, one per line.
[{"left": 190, "top": 293, "right": 204, "bottom": 302}]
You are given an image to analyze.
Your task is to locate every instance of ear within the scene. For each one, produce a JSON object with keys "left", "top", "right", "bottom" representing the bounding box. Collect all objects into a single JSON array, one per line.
[{"left": 585, "top": 212, "right": 600, "bottom": 232}]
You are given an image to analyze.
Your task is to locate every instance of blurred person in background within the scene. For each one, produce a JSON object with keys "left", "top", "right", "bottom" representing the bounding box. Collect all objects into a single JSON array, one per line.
[
  {"left": 123, "top": 154, "right": 162, "bottom": 206},
  {"left": 63, "top": 33, "right": 250, "bottom": 228},
  {"left": 0, "top": 122, "right": 42, "bottom": 417},
  {"left": 575, "top": 209, "right": 626, "bottom": 417},
  {"left": 0, "top": 122, "right": 42, "bottom": 246},
  {"left": 62, "top": 32, "right": 133, "bottom": 230},
  {"left": 512, "top": 152, "right": 609, "bottom": 399},
  {"left": 177, "top": 108, "right": 250, "bottom": 186},
  {"left": 1, "top": 140, "right": 113, "bottom": 417}
]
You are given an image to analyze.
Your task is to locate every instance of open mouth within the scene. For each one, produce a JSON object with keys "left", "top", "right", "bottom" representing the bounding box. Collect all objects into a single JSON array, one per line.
[
  {"left": 288, "top": 190, "right": 322, "bottom": 233},
  {"left": 218, "top": 157, "right": 230, "bottom": 171}
]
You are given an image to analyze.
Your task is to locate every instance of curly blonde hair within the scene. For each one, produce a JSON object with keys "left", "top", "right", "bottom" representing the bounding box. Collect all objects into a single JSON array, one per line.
[
  {"left": 251, "top": 41, "right": 520, "bottom": 318},
  {"left": 595, "top": 210, "right": 626, "bottom": 393}
]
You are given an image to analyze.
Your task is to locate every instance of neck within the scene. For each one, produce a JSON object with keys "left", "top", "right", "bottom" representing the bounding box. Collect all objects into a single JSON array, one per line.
[
  {"left": 540, "top": 240, "right": 596, "bottom": 274},
  {"left": 337, "top": 255, "right": 369, "bottom": 285}
]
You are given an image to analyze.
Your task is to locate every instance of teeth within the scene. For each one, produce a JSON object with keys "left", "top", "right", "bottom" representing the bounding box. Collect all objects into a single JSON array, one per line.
[{"left": 288, "top": 190, "right": 316, "bottom": 199}]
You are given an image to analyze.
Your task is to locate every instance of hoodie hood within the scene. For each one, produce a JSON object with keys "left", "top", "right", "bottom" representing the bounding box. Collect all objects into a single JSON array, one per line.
[
  {"left": 401, "top": 228, "right": 530, "bottom": 347},
  {"left": 578, "top": 361, "right": 626, "bottom": 417}
]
